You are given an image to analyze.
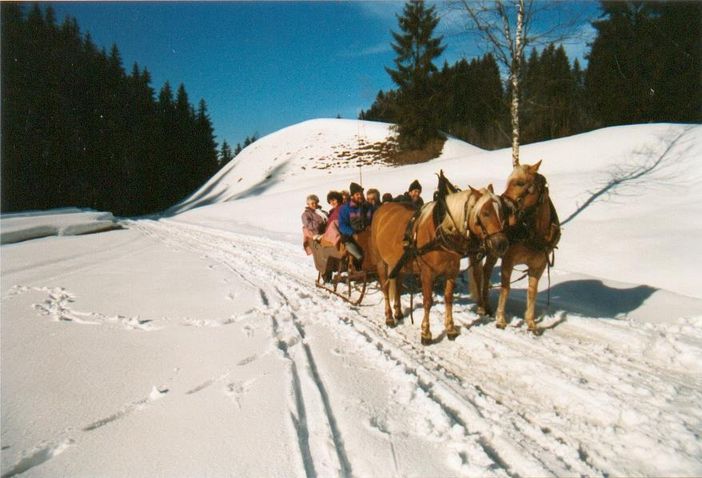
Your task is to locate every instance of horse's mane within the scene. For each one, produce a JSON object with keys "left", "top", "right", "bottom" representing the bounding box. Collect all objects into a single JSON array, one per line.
[
  {"left": 438, "top": 189, "right": 475, "bottom": 235},
  {"left": 417, "top": 201, "right": 437, "bottom": 228}
]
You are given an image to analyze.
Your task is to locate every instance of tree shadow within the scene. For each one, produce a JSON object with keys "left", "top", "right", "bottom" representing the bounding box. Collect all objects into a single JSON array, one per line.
[
  {"left": 164, "top": 161, "right": 289, "bottom": 216},
  {"left": 561, "top": 125, "right": 695, "bottom": 226},
  {"left": 229, "top": 161, "right": 290, "bottom": 200},
  {"left": 164, "top": 177, "right": 232, "bottom": 216}
]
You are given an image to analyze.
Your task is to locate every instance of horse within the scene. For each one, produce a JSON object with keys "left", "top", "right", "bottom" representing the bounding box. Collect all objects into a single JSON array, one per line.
[
  {"left": 470, "top": 160, "right": 561, "bottom": 334},
  {"left": 370, "top": 186, "right": 509, "bottom": 345}
]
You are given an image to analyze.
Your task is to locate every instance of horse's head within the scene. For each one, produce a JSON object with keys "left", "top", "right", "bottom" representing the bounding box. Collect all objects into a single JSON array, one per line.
[
  {"left": 503, "top": 160, "right": 544, "bottom": 211},
  {"left": 468, "top": 185, "right": 509, "bottom": 257}
]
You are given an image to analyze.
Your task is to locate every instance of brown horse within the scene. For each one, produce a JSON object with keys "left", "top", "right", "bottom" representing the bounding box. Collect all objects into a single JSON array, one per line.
[
  {"left": 371, "top": 187, "right": 509, "bottom": 345},
  {"left": 470, "top": 160, "right": 561, "bottom": 334}
]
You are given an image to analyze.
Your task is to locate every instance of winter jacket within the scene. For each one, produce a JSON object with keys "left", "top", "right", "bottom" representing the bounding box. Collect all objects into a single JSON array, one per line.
[
  {"left": 338, "top": 200, "right": 373, "bottom": 238},
  {"left": 393, "top": 192, "right": 424, "bottom": 210},
  {"left": 327, "top": 205, "right": 340, "bottom": 224},
  {"left": 302, "top": 207, "right": 328, "bottom": 235},
  {"left": 302, "top": 207, "right": 328, "bottom": 255},
  {"left": 321, "top": 219, "right": 341, "bottom": 247}
]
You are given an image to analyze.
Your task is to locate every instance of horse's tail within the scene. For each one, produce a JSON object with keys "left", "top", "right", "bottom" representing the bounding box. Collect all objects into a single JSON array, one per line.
[{"left": 388, "top": 277, "right": 398, "bottom": 307}]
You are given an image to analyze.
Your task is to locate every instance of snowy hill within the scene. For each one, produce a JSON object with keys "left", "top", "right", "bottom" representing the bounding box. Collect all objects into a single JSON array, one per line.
[
  {"left": 2, "top": 119, "right": 702, "bottom": 477},
  {"left": 174, "top": 119, "right": 702, "bottom": 299},
  {"left": 169, "top": 118, "right": 483, "bottom": 214}
]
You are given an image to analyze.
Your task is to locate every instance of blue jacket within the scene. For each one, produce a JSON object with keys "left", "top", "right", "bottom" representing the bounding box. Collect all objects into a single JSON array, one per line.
[{"left": 338, "top": 200, "right": 373, "bottom": 237}]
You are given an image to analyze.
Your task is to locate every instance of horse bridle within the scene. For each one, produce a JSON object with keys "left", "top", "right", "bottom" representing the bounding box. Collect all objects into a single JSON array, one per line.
[
  {"left": 470, "top": 194, "right": 507, "bottom": 242},
  {"left": 503, "top": 173, "right": 547, "bottom": 223},
  {"left": 438, "top": 192, "right": 504, "bottom": 258}
]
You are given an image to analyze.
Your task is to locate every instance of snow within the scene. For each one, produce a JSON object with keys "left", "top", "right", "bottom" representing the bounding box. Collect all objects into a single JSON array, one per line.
[
  {"left": 0, "top": 208, "right": 119, "bottom": 245},
  {"left": 2, "top": 119, "right": 702, "bottom": 477}
]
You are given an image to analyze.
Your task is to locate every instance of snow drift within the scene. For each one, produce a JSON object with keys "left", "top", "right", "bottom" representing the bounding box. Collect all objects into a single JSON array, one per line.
[{"left": 0, "top": 209, "right": 119, "bottom": 245}]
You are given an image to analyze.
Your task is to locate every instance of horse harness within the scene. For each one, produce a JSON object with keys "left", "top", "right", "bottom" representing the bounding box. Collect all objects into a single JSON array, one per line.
[
  {"left": 502, "top": 174, "right": 562, "bottom": 302},
  {"left": 505, "top": 173, "right": 561, "bottom": 263},
  {"left": 388, "top": 193, "right": 493, "bottom": 279}
]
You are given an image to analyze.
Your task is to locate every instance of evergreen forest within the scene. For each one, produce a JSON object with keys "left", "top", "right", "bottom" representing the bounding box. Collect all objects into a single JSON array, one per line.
[
  {"left": 361, "top": 1, "right": 701, "bottom": 150},
  {"left": 1, "top": 4, "right": 220, "bottom": 216}
]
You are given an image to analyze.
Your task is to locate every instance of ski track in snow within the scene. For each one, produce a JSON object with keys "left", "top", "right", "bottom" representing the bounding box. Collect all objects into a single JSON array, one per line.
[
  {"left": 9, "top": 218, "right": 697, "bottom": 477},
  {"left": 125, "top": 218, "right": 702, "bottom": 477}
]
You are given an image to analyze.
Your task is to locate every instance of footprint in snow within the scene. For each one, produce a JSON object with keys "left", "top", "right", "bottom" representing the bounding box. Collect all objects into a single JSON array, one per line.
[
  {"left": 1, "top": 439, "right": 75, "bottom": 478},
  {"left": 224, "top": 378, "right": 258, "bottom": 409},
  {"left": 82, "top": 386, "right": 168, "bottom": 432},
  {"left": 237, "top": 354, "right": 258, "bottom": 366},
  {"left": 24, "top": 285, "right": 159, "bottom": 331}
]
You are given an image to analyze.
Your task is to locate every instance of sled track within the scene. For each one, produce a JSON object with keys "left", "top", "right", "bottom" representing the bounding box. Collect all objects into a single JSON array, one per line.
[{"left": 131, "top": 219, "right": 702, "bottom": 477}]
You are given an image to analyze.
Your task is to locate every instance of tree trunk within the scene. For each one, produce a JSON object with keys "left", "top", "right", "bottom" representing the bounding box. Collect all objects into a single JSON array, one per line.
[{"left": 511, "top": 0, "right": 525, "bottom": 167}]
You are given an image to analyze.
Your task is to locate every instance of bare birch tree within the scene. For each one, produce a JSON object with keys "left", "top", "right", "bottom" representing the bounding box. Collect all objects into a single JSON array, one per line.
[
  {"left": 452, "top": 0, "right": 588, "bottom": 166},
  {"left": 455, "top": 0, "right": 527, "bottom": 166}
]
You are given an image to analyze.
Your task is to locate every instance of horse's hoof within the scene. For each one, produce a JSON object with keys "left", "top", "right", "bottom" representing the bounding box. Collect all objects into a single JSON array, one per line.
[
  {"left": 477, "top": 307, "right": 491, "bottom": 316},
  {"left": 447, "top": 330, "right": 459, "bottom": 341},
  {"left": 421, "top": 336, "right": 433, "bottom": 346},
  {"left": 386, "top": 320, "right": 397, "bottom": 328},
  {"left": 495, "top": 322, "right": 507, "bottom": 330},
  {"left": 529, "top": 327, "right": 543, "bottom": 336}
]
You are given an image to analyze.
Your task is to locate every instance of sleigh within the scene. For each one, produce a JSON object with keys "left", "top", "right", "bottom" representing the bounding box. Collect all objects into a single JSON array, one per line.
[{"left": 311, "top": 230, "right": 376, "bottom": 305}]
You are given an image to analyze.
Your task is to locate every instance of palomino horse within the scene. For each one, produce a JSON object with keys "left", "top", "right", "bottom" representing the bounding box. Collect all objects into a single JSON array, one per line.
[
  {"left": 470, "top": 160, "right": 561, "bottom": 334},
  {"left": 371, "top": 187, "right": 509, "bottom": 345}
]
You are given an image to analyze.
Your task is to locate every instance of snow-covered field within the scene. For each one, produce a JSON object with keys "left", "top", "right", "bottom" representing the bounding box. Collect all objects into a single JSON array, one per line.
[{"left": 2, "top": 119, "right": 701, "bottom": 477}]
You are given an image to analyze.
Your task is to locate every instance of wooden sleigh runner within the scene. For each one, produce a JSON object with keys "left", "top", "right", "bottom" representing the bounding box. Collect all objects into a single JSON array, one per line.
[{"left": 311, "top": 230, "right": 376, "bottom": 306}]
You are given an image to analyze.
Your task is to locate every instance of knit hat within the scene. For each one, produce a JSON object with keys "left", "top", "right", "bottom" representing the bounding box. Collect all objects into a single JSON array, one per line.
[
  {"left": 350, "top": 182, "right": 364, "bottom": 195},
  {"left": 408, "top": 179, "right": 422, "bottom": 192}
]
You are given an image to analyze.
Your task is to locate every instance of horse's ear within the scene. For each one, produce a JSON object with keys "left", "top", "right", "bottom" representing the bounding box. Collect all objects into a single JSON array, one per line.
[
  {"left": 487, "top": 183, "right": 494, "bottom": 193},
  {"left": 530, "top": 159, "right": 543, "bottom": 173},
  {"left": 469, "top": 185, "right": 480, "bottom": 195}
]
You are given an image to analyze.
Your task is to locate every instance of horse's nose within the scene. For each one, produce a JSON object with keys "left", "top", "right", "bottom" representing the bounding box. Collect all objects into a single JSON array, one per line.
[{"left": 489, "top": 233, "right": 509, "bottom": 257}]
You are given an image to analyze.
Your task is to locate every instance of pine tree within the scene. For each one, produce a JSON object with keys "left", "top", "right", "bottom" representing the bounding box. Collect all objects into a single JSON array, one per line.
[
  {"left": 584, "top": 1, "right": 701, "bottom": 125},
  {"left": 219, "top": 140, "right": 233, "bottom": 167},
  {"left": 386, "top": 0, "right": 446, "bottom": 150},
  {"left": 647, "top": 1, "right": 701, "bottom": 122},
  {"left": 585, "top": 2, "right": 659, "bottom": 125},
  {"left": 194, "top": 99, "right": 219, "bottom": 188}
]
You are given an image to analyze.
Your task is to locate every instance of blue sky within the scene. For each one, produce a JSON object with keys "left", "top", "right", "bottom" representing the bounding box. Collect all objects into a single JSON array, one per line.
[{"left": 46, "top": 1, "right": 600, "bottom": 150}]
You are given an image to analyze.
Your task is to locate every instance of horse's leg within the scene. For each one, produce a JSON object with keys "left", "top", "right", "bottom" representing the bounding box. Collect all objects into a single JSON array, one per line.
[
  {"left": 468, "top": 255, "right": 480, "bottom": 303},
  {"left": 444, "top": 273, "right": 459, "bottom": 340},
  {"left": 420, "top": 270, "right": 434, "bottom": 345},
  {"left": 481, "top": 254, "right": 498, "bottom": 316},
  {"left": 388, "top": 277, "right": 401, "bottom": 327},
  {"left": 392, "top": 275, "right": 403, "bottom": 322},
  {"left": 377, "top": 262, "right": 395, "bottom": 327},
  {"left": 525, "top": 263, "right": 547, "bottom": 335},
  {"left": 495, "top": 256, "right": 514, "bottom": 329}
]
